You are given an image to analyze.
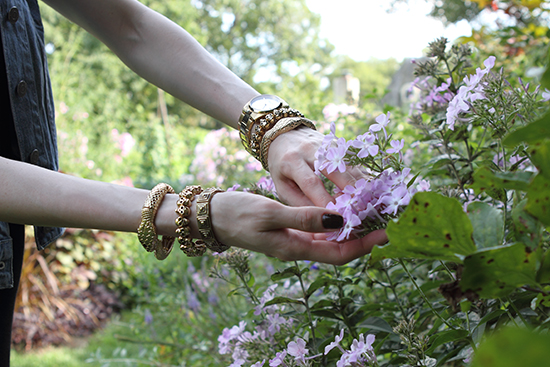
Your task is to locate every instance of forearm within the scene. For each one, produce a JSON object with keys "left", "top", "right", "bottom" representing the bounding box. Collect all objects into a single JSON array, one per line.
[
  {"left": 42, "top": 0, "right": 258, "bottom": 128},
  {"left": 0, "top": 157, "right": 180, "bottom": 236}
]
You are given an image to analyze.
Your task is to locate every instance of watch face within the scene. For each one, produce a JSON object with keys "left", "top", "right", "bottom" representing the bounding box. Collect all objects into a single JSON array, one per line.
[{"left": 250, "top": 95, "right": 283, "bottom": 113}]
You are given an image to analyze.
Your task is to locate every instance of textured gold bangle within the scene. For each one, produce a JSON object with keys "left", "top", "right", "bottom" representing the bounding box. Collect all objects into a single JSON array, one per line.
[
  {"left": 248, "top": 107, "right": 304, "bottom": 159},
  {"left": 259, "top": 117, "right": 317, "bottom": 171},
  {"left": 175, "top": 185, "right": 207, "bottom": 257},
  {"left": 137, "top": 183, "right": 176, "bottom": 260},
  {"left": 196, "top": 188, "right": 230, "bottom": 253}
]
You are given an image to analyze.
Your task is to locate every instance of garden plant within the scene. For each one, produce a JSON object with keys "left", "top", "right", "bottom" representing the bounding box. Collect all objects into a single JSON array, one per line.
[{"left": 11, "top": 1, "right": 550, "bottom": 367}]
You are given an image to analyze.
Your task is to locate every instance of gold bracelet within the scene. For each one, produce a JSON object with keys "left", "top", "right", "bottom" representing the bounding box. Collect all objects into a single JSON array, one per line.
[
  {"left": 137, "top": 183, "right": 176, "bottom": 260},
  {"left": 196, "top": 188, "right": 230, "bottom": 253},
  {"left": 259, "top": 117, "right": 317, "bottom": 171},
  {"left": 248, "top": 107, "right": 304, "bottom": 159},
  {"left": 175, "top": 185, "right": 207, "bottom": 257}
]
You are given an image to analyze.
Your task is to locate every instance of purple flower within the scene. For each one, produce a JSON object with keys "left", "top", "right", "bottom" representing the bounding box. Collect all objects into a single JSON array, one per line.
[
  {"left": 325, "top": 329, "right": 345, "bottom": 355},
  {"left": 323, "top": 138, "right": 350, "bottom": 174},
  {"left": 336, "top": 213, "right": 362, "bottom": 242},
  {"left": 387, "top": 139, "right": 404, "bottom": 154},
  {"left": 254, "top": 284, "right": 278, "bottom": 315},
  {"left": 351, "top": 132, "right": 379, "bottom": 158},
  {"left": 379, "top": 185, "right": 411, "bottom": 216},
  {"left": 542, "top": 88, "right": 550, "bottom": 102},
  {"left": 257, "top": 176, "right": 277, "bottom": 194},
  {"left": 251, "top": 360, "right": 265, "bottom": 367},
  {"left": 144, "top": 309, "right": 153, "bottom": 325},
  {"left": 287, "top": 338, "right": 309, "bottom": 365},
  {"left": 370, "top": 112, "right": 391, "bottom": 138},
  {"left": 269, "top": 350, "right": 287, "bottom": 367}
]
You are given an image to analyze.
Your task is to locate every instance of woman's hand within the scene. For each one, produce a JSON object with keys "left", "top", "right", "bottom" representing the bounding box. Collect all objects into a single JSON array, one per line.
[
  {"left": 267, "top": 126, "right": 365, "bottom": 207},
  {"left": 210, "top": 191, "right": 387, "bottom": 265}
]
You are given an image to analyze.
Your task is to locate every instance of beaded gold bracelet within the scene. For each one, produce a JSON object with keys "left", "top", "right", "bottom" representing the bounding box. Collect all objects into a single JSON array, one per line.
[
  {"left": 137, "top": 183, "right": 176, "bottom": 260},
  {"left": 196, "top": 188, "right": 230, "bottom": 253},
  {"left": 259, "top": 117, "right": 317, "bottom": 171},
  {"left": 175, "top": 185, "right": 207, "bottom": 257},
  {"left": 248, "top": 107, "right": 304, "bottom": 159}
]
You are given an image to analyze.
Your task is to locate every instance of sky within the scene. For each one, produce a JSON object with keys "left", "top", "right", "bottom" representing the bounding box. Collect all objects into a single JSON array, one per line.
[{"left": 304, "top": 0, "right": 473, "bottom": 62}]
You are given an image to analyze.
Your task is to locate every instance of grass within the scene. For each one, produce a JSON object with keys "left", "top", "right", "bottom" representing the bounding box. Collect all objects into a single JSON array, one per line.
[{"left": 11, "top": 311, "right": 160, "bottom": 367}]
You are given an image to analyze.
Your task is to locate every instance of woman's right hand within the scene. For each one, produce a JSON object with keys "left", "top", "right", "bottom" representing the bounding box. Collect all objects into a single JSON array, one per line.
[{"left": 207, "top": 191, "right": 387, "bottom": 265}]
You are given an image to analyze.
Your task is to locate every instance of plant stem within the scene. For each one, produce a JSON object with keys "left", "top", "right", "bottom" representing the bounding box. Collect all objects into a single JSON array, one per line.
[
  {"left": 382, "top": 266, "right": 408, "bottom": 319},
  {"left": 295, "top": 261, "right": 316, "bottom": 341},
  {"left": 398, "top": 259, "right": 456, "bottom": 330}
]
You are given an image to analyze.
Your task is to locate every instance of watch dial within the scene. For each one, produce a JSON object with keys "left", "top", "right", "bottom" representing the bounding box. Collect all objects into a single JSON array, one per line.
[{"left": 250, "top": 95, "right": 282, "bottom": 112}]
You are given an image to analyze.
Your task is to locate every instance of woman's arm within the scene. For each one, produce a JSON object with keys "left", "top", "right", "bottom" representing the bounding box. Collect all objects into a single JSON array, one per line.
[
  {"left": 0, "top": 157, "right": 386, "bottom": 264},
  {"left": 40, "top": 0, "right": 361, "bottom": 207}
]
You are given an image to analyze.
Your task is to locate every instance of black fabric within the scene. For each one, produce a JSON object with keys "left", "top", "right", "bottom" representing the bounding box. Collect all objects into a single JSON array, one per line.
[
  {"left": 0, "top": 224, "right": 24, "bottom": 367},
  {"left": 0, "top": 24, "right": 20, "bottom": 160}
]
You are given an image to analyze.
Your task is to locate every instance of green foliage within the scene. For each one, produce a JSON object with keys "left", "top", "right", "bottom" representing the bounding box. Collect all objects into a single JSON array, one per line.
[
  {"left": 372, "top": 192, "right": 476, "bottom": 263},
  {"left": 470, "top": 327, "right": 550, "bottom": 367}
]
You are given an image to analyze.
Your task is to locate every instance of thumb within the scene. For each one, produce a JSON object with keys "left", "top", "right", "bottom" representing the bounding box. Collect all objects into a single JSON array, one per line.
[{"left": 275, "top": 206, "right": 344, "bottom": 233}]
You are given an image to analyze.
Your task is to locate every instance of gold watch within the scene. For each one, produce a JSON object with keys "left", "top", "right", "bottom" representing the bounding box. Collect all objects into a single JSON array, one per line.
[{"left": 239, "top": 95, "right": 303, "bottom": 157}]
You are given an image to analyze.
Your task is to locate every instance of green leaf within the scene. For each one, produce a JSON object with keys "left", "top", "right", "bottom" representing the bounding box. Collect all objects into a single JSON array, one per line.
[
  {"left": 265, "top": 296, "right": 305, "bottom": 307},
  {"left": 357, "top": 317, "right": 394, "bottom": 334},
  {"left": 467, "top": 202, "right": 504, "bottom": 250},
  {"left": 426, "top": 329, "right": 469, "bottom": 354},
  {"left": 460, "top": 243, "right": 537, "bottom": 299},
  {"left": 371, "top": 192, "right": 476, "bottom": 263},
  {"left": 528, "top": 140, "right": 550, "bottom": 179},
  {"left": 469, "top": 167, "right": 532, "bottom": 196},
  {"left": 503, "top": 111, "right": 550, "bottom": 147},
  {"left": 470, "top": 327, "right": 550, "bottom": 367},
  {"left": 475, "top": 309, "right": 506, "bottom": 331},
  {"left": 536, "top": 249, "right": 550, "bottom": 283},
  {"left": 270, "top": 266, "right": 301, "bottom": 281},
  {"left": 512, "top": 200, "right": 543, "bottom": 251},
  {"left": 525, "top": 174, "right": 550, "bottom": 227}
]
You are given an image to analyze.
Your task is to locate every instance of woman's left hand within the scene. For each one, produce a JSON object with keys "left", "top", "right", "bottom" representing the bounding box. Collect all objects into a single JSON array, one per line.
[{"left": 267, "top": 126, "right": 364, "bottom": 207}]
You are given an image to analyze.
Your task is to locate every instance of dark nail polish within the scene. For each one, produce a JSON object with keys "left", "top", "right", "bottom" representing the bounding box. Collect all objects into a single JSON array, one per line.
[{"left": 322, "top": 214, "right": 344, "bottom": 229}]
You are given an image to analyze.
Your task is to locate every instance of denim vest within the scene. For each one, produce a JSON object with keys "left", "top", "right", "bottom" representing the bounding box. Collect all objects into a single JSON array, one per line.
[{"left": 0, "top": 0, "right": 63, "bottom": 289}]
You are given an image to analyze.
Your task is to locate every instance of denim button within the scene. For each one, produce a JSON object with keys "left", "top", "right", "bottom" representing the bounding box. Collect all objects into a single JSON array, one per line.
[
  {"left": 8, "top": 7, "right": 19, "bottom": 23},
  {"left": 17, "top": 80, "right": 27, "bottom": 97},
  {"left": 0, "top": 262, "right": 5, "bottom": 270},
  {"left": 29, "top": 149, "right": 40, "bottom": 164}
]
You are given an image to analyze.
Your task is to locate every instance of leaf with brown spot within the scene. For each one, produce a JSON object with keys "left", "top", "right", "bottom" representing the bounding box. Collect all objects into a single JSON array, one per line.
[
  {"left": 371, "top": 192, "right": 476, "bottom": 263},
  {"left": 460, "top": 243, "right": 537, "bottom": 299}
]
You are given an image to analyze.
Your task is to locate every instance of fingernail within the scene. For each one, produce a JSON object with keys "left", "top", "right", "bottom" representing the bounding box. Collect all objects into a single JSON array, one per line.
[{"left": 322, "top": 214, "right": 344, "bottom": 229}]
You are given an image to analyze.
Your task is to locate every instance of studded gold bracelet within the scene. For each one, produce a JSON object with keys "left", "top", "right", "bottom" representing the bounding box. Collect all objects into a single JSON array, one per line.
[
  {"left": 248, "top": 107, "right": 304, "bottom": 160},
  {"left": 196, "top": 188, "right": 230, "bottom": 253},
  {"left": 175, "top": 185, "right": 208, "bottom": 257},
  {"left": 137, "top": 183, "right": 176, "bottom": 260},
  {"left": 259, "top": 117, "right": 317, "bottom": 171}
]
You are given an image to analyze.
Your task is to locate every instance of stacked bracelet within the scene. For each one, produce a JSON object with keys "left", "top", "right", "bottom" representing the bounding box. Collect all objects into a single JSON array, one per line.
[
  {"left": 248, "top": 107, "right": 304, "bottom": 159},
  {"left": 196, "top": 188, "right": 230, "bottom": 253},
  {"left": 175, "top": 185, "right": 207, "bottom": 257},
  {"left": 259, "top": 117, "right": 317, "bottom": 171},
  {"left": 137, "top": 183, "right": 176, "bottom": 260}
]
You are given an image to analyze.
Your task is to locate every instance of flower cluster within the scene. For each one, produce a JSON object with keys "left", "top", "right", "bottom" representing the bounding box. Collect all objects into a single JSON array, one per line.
[
  {"left": 314, "top": 113, "right": 430, "bottom": 240},
  {"left": 325, "top": 329, "right": 378, "bottom": 367},
  {"left": 218, "top": 285, "right": 296, "bottom": 367},
  {"left": 445, "top": 56, "right": 496, "bottom": 129}
]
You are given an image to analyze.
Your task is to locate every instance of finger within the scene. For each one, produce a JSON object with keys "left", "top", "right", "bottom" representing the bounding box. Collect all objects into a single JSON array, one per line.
[
  {"left": 322, "top": 165, "right": 364, "bottom": 191},
  {"left": 306, "top": 229, "right": 388, "bottom": 265},
  {"left": 292, "top": 162, "right": 336, "bottom": 207},
  {"left": 274, "top": 176, "right": 316, "bottom": 207},
  {"left": 268, "top": 205, "right": 344, "bottom": 234}
]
